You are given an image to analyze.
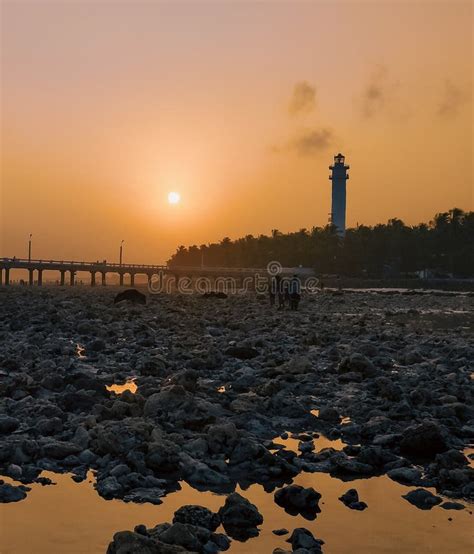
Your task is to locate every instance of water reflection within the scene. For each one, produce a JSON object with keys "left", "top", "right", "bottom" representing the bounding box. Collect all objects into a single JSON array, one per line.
[
  {"left": 464, "top": 446, "right": 474, "bottom": 469},
  {"left": 75, "top": 343, "right": 86, "bottom": 359},
  {"left": 273, "top": 433, "right": 346, "bottom": 454},
  {"left": 1, "top": 471, "right": 472, "bottom": 554},
  {"left": 105, "top": 379, "right": 137, "bottom": 394}
]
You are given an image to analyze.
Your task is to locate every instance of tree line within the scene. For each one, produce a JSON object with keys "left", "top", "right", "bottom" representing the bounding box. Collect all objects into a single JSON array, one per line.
[{"left": 168, "top": 208, "right": 474, "bottom": 277}]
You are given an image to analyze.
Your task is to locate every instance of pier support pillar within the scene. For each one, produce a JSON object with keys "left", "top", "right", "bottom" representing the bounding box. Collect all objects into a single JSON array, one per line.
[
  {"left": 101, "top": 272, "right": 106, "bottom": 286},
  {"left": 70, "top": 271, "right": 75, "bottom": 286},
  {"left": 60, "top": 270, "right": 65, "bottom": 286},
  {"left": 29, "top": 269, "right": 34, "bottom": 286},
  {"left": 0, "top": 269, "right": 2, "bottom": 286},
  {"left": 130, "top": 273, "right": 135, "bottom": 286},
  {"left": 90, "top": 271, "right": 96, "bottom": 287},
  {"left": 37, "top": 270, "right": 43, "bottom": 286},
  {"left": 4, "top": 268, "right": 10, "bottom": 286},
  {"left": 119, "top": 273, "right": 124, "bottom": 286}
]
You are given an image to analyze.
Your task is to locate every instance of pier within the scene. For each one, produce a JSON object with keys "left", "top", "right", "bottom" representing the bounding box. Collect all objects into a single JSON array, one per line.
[{"left": 0, "top": 257, "right": 268, "bottom": 287}]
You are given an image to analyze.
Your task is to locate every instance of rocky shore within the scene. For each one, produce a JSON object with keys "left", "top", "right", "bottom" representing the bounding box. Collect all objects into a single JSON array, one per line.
[{"left": 0, "top": 286, "right": 473, "bottom": 552}]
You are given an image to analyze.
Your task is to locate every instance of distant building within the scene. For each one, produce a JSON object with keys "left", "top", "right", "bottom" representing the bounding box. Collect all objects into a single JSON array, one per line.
[{"left": 329, "top": 153, "right": 349, "bottom": 236}]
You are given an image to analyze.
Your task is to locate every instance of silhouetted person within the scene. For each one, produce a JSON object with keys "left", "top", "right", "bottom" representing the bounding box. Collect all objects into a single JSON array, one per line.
[
  {"left": 289, "top": 274, "right": 301, "bottom": 311},
  {"left": 269, "top": 275, "right": 284, "bottom": 309},
  {"left": 276, "top": 275, "right": 285, "bottom": 309},
  {"left": 283, "top": 279, "right": 290, "bottom": 308},
  {"left": 269, "top": 276, "right": 276, "bottom": 307}
]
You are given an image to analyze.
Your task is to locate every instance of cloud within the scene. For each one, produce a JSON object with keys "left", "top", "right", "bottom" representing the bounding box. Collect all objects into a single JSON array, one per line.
[
  {"left": 272, "top": 82, "right": 332, "bottom": 156},
  {"left": 361, "top": 65, "right": 389, "bottom": 118},
  {"left": 290, "top": 127, "right": 334, "bottom": 155},
  {"left": 438, "top": 80, "right": 470, "bottom": 118},
  {"left": 289, "top": 81, "right": 316, "bottom": 115}
]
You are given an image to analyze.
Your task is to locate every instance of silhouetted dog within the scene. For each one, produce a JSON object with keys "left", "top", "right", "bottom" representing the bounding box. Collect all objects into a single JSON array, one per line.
[{"left": 114, "top": 289, "right": 146, "bottom": 305}]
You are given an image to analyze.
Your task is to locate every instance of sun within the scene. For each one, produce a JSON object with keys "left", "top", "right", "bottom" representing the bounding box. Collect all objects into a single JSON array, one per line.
[{"left": 168, "top": 191, "right": 181, "bottom": 205}]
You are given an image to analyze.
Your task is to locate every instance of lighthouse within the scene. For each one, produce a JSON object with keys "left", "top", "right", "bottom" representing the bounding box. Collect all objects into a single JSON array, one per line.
[{"left": 329, "top": 153, "right": 349, "bottom": 236}]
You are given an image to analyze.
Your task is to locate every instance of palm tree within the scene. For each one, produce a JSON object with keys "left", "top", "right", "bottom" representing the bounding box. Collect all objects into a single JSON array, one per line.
[{"left": 166, "top": 209, "right": 473, "bottom": 276}]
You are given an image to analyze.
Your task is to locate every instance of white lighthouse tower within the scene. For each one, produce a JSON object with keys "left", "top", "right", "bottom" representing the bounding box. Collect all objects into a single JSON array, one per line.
[{"left": 329, "top": 153, "right": 349, "bottom": 236}]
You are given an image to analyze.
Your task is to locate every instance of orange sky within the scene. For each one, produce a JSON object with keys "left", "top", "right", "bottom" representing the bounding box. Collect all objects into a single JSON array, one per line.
[{"left": 1, "top": 1, "right": 472, "bottom": 264}]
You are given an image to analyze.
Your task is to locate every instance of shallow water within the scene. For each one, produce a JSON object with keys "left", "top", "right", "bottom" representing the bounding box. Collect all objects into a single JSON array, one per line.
[
  {"left": 75, "top": 343, "right": 86, "bottom": 359},
  {"left": 464, "top": 446, "right": 474, "bottom": 468},
  {"left": 1, "top": 470, "right": 472, "bottom": 554},
  {"left": 105, "top": 379, "right": 137, "bottom": 394},
  {"left": 272, "top": 434, "right": 346, "bottom": 454}
]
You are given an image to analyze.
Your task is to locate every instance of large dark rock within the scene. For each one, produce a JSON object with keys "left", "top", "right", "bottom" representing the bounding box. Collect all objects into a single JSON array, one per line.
[
  {"left": 58, "top": 391, "right": 98, "bottom": 413},
  {"left": 42, "top": 440, "right": 81, "bottom": 459},
  {"left": 402, "top": 488, "right": 442, "bottom": 510},
  {"left": 284, "top": 356, "right": 313, "bottom": 375},
  {"left": 158, "top": 522, "right": 205, "bottom": 552},
  {"left": 0, "top": 482, "right": 29, "bottom": 503},
  {"left": 318, "top": 407, "right": 340, "bottom": 423},
  {"left": 207, "top": 423, "right": 239, "bottom": 455},
  {"left": 274, "top": 485, "right": 321, "bottom": 519},
  {"left": 338, "top": 353, "right": 378, "bottom": 378},
  {"left": 440, "top": 501, "right": 465, "bottom": 510},
  {"left": 183, "top": 460, "right": 232, "bottom": 489},
  {"left": 387, "top": 467, "right": 422, "bottom": 485},
  {"left": 224, "top": 346, "right": 259, "bottom": 360},
  {"left": 434, "top": 449, "right": 469, "bottom": 469},
  {"left": 156, "top": 521, "right": 229, "bottom": 552},
  {"left": 159, "top": 521, "right": 231, "bottom": 552},
  {"left": 146, "top": 441, "right": 181, "bottom": 473},
  {"left": 135, "top": 355, "right": 167, "bottom": 377},
  {"left": 92, "top": 419, "right": 151, "bottom": 458},
  {"left": 202, "top": 291, "right": 228, "bottom": 299},
  {"left": 374, "top": 376, "right": 402, "bottom": 401},
  {"left": 96, "top": 476, "right": 124, "bottom": 499},
  {"left": 106, "top": 530, "right": 185, "bottom": 553},
  {"left": 168, "top": 370, "right": 199, "bottom": 392},
  {"left": 286, "top": 528, "right": 324, "bottom": 553},
  {"left": 400, "top": 421, "right": 448, "bottom": 458},
  {"left": 36, "top": 417, "right": 63, "bottom": 436},
  {"left": 218, "top": 492, "right": 263, "bottom": 540},
  {"left": 143, "top": 386, "right": 188, "bottom": 417},
  {"left": 173, "top": 505, "right": 220, "bottom": 531},
  {"left": 0, "top": 416, "right": 20, "bottom": 434},
  {"left": 338, "top": 488, "right": 367, "bottom": 510},
  {"left": 89, "top": 339, "right": 106, "bottom": 352},
  {"left": 114, "top": 289, "right": 147, "bottom": 305},
  {"left": 330, "top": 452, "right": 374, "bottom": 476}
]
